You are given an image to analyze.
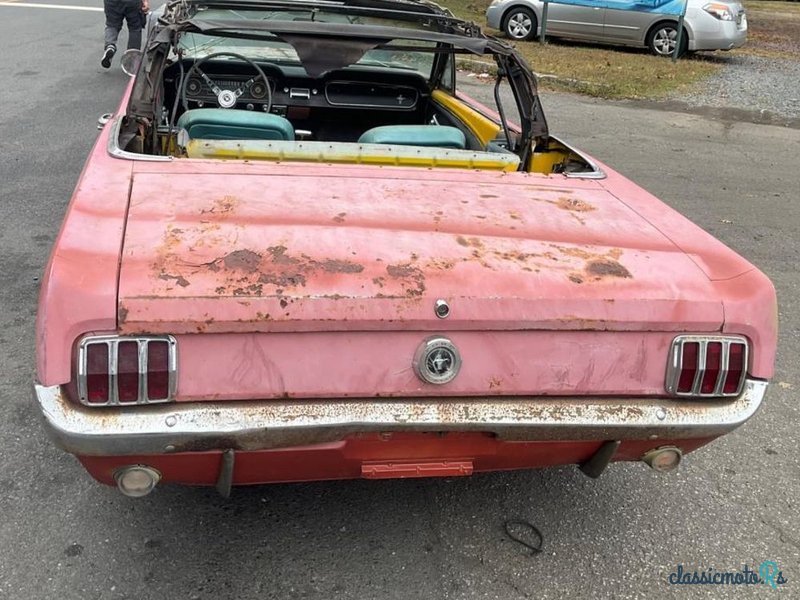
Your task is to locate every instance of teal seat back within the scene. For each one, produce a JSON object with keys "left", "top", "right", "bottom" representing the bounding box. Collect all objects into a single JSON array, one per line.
[
  {"left": 177, "top": 109, "right": 294, "bottom": 141},
  {"left": 358, "top": 125, "right": 466, "bottom": 149}
]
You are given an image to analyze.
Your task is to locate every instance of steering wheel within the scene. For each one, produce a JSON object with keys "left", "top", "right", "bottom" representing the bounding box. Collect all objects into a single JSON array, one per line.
[{"left": 181, "top": 52, "right": 272, "bottom": 112}]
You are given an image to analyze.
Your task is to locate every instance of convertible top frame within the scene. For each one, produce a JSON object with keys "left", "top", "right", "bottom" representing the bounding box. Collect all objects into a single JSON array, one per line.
[{"left": 124, "top": 0, "right": 548, "bottom": 165}]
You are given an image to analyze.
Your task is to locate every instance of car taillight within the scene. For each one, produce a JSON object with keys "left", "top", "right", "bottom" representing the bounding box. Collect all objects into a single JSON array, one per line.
[
  {"left": 666, "top": 335, "right": 748, "bottom": 397},
  {"left": 77, "top": 335, "right": 177, "bottom": 406}
]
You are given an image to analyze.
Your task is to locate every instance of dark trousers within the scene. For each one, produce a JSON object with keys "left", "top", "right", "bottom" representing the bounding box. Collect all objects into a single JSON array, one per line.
[{"left": 104, "top": 0, "right": 145, "bottom": 50}]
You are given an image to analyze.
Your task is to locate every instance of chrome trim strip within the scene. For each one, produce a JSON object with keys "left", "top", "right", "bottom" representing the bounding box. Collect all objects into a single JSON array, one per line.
[
  {"left": 109, "top": 341, "right": 119, "bottom": 405},
  {"left": 694, "top": 341, "right": 707, "bottom": 395},
  {"left": 552, "top": 136, "right": 606, "bottom": 180},
  {"left": 34, "top": 379, "right": 768, "bottom": 457},
  {"left": 137, "top": 340, "right": 148, "bottom": 404},
  {"left": 714, "top": 340, "right": 730, "bottom": 396},
  {"left": 106, "top": 116, "right": 173, "bottom": 162}
]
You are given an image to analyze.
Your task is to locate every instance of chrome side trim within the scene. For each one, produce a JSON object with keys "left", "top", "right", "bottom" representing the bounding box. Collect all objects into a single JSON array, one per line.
[
  {"left": 35, "top": 379, "right": 768, "bottom": 457},
  {"left": 551, "top": 136, "right": 606, "bottom": 180},
  {"left": 106, "top": 116, "right": 174, "bottom": 162}
]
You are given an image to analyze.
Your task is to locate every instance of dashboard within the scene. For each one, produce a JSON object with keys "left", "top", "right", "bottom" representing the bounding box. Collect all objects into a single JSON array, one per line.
[{"left": 167, "top": 60, "right": 426, "bottom": 116}]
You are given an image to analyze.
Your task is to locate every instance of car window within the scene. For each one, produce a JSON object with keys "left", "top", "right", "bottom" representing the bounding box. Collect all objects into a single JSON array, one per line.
[{"left": 178, "top": 9, "right": 437, "bottom": 77}]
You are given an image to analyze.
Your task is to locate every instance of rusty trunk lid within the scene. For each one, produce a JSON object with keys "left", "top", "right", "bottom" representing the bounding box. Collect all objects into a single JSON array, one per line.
[{"left": 118, "top": 167, "right": 723, "bottom": 334}]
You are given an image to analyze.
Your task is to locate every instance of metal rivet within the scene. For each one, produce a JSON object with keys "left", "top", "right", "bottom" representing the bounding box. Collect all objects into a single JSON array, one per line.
[
  {"left": 434, "top": 299, "right": 450, "bottom": 319},
  {"left": 165, "top": 444, "right": 175, "bottom": 452},
  {"left": 656, "top": 408, "right": 666, "bottom": 421},
  {"left": 165, "top": 415, "right": 177, "bottom": 427}
]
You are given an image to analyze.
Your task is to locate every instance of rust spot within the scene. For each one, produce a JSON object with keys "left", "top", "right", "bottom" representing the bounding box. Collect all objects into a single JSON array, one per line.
[
  {"left": 333, "top": 212, "right": 347, "bottom": 223},
  {"left": 223, "top": 249, "right": 262, "bottom": 273},
  {"left": 455, "top": 236, "right": 483, "bottom": 249},
  {"left": 480, "top": 194, "right": 498, "bottom": 199},
  {"left": 159, "top": 273, "right": 190, "bottom": 287},
  {"left": 319, "top": 259, "right": 364, "bottom": 274},
  {"left": 508, "top": 211, "right": 522, "bottom": 221},
  {"left": 586, "top": 260, "right": 632, "bottom": 279},
  {"left": 372, "top": 277, "right": 385, "bottom": 288},
  {"left": 118, "top": 305, "right": 129, "bottom": 324},
  {"left": 386, "top": 263, "right": 426, "bottom": 297},
  {"left": 554, "top": 197, "right": 595, "bottom": 213},
  {"left": 279, "top": 298, "right": 289, "bottom": 309},
  {"left": 569, "top": 274, "right": 584, "bottom": 284},
  {"left": 489, "top": 377, "right": 502, "bottom": 389},
  {"left": 427, "top": 258, "right": 455, "bottom": 271},
  {"left": 265, "top": 246, "right": 300, "bottom": 266}
]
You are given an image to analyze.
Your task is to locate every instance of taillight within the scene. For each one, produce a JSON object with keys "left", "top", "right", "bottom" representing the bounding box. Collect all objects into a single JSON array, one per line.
[
  {"left": 77, "top": 335, "right": 177, "bottom": 406},
  {"left": 666, "top": 335, "right": 748, "bottom": 397}
]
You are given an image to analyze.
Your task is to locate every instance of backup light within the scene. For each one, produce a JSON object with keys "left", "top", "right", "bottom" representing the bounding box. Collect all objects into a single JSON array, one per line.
[
  {"left": 77, "top": 335, "right": 177, "bottom": 406},
  {"left": 666, "top": 335, "right": 748, "bottom": 397},
  {"left": 115, "top": 465, "right": 161, "bottom": 497},
  {"left": 642, "top": 447, "right": 682, "bottom": 472}
]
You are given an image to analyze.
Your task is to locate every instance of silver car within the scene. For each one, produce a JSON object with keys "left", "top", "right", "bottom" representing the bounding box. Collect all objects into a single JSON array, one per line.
[{"left": 485, "top": 0, "right": 747, "bottom": 56}]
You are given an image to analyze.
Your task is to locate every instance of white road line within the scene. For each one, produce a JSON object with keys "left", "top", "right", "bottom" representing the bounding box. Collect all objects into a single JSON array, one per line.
[{"left": 0, "top": 2, "right": 103, "bottom": 11}]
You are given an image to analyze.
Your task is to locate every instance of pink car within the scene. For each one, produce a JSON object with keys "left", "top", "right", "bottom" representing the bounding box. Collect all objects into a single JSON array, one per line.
[{"left": 34, "top": 0, "right": 776, "bottom": 498}]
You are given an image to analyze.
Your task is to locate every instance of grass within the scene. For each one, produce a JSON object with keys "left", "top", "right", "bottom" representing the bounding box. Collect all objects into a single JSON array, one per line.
[
  {"left": 736, "top": 1, "right": 800, "bottom": 58},
  {"left": 437, "top": 0, "right": 800, "bottom": 99}
]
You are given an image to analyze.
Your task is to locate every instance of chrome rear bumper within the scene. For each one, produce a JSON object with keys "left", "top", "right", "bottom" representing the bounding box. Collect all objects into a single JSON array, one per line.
[{"left": 34, "top": 380, "right": 767, "bottom": 456}]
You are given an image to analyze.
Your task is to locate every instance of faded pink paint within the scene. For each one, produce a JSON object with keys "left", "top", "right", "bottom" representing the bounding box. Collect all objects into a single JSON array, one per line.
[
  {"left": 36, "top": 111, "right": 777, "bottom": 389},
  {"left": 171, "top": 331, "right": 676, "bottom": 401}
]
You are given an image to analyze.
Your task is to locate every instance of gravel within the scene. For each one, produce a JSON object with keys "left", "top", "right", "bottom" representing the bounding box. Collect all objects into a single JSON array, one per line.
[{"left": 670, "top": 54, "right": 800, "bottom": 121}]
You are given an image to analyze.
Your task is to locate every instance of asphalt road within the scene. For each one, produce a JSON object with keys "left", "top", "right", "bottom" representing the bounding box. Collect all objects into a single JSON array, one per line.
[{"left": 0, "top": 3, "right": 798, "bottom": 599}]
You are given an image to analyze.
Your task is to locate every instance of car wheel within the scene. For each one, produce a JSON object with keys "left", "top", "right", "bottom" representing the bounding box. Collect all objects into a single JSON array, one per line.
[
  {"left": 647, "top": 22, "right": 688, "bottom": 57},
  {"left": 503, "top": 7, "right": 538, "bottom": 42}
]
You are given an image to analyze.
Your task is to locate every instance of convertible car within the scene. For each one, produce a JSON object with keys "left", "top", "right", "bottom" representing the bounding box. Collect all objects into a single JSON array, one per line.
[{"left": 34, "top": 0, "right": 776, "bottom": 497}]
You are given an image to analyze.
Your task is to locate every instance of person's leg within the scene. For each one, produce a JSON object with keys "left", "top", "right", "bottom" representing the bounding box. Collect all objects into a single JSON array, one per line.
[
  {"left": 103, "top": 0, "right": 123, "bottom": 67},
  {"left": 122, "top": 0, "right": 145, "bottom": 51}
]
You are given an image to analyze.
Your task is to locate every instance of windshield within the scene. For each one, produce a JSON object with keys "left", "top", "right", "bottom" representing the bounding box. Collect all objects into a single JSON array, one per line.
[{"left": 177, "top": 9, "right": 437, "bottom": 76}]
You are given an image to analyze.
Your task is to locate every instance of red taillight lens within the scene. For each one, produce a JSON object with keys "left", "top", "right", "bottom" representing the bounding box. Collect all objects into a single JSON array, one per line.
[
  {"left": 147, "top": 341, "right": 170, "bottom": 401},
  {"left": 668, "top": 336, "right": 748, "bottom": 397},
  {"left": 117, "top": 341, "right": 140, "bottom": 403},
  {"left": 86, "top": 343, "right": 109, "bottom": 404},
  {"left": 724, "top": 342, "right": 746, "bottom": 393},
  {"left": 677, "top": 342, "right": 699, "bottom": 393},
  {"left": 700, "top": 342, "right": 722, "bottom": 394},
  {"left": 79, "top": 336, "right": 175, "bottom": 406}
]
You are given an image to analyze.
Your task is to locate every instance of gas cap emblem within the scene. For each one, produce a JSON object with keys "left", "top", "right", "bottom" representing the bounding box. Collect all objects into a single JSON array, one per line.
[{"left": 413, "top": 336, "right": 461, "bottom": 385}]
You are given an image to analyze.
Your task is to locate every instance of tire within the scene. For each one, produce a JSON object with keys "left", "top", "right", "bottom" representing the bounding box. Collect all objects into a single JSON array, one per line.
[
  {"left": 646, "top": 22, "right": 689, "bottom": 57},
  {"left": 503, "top": 7, "right": 538, "bottom": 42}
]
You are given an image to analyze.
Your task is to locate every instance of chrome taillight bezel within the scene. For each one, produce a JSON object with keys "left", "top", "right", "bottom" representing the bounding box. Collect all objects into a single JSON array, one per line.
[
  {"left": 666, "top": 335, "right": 749, "bottom": 398},
  {"left": 76, "top": 335, "right": 177, "bottom": 406}
]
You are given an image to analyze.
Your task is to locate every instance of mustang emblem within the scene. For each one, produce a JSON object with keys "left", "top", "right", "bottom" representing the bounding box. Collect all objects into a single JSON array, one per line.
[{"left": 413, "top": 337, "right": 461, "bottom": 384}]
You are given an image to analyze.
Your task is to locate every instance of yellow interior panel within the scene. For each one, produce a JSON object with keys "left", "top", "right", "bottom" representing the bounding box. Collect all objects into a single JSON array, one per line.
[
  {"left": 431, "top": 90, "right": 502, "bottom": 147},
  {"left": 185, "top": 139, "right": 521, "bottom": 171}
]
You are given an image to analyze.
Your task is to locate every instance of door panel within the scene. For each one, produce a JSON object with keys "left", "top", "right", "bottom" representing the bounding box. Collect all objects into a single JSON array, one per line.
[
  {"left": 603, "top": 0, "right": 660, "bottom": 43},
  {"left": 544, "top": 0, "right": 605, "bottom": 40}
]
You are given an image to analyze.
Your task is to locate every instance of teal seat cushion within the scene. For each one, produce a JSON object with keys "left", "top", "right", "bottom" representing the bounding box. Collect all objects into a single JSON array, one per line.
[
  {"left": 358, "top": 125, "right": 466, "bottom": 150},
  {"left": 177, "top": 109, "right": 294, "bottom": 141}
]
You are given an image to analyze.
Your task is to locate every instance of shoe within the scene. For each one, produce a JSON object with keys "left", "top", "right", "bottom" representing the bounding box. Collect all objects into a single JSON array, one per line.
[{"left": 101, "top": 45, "right": 116, "bottom": 69}]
